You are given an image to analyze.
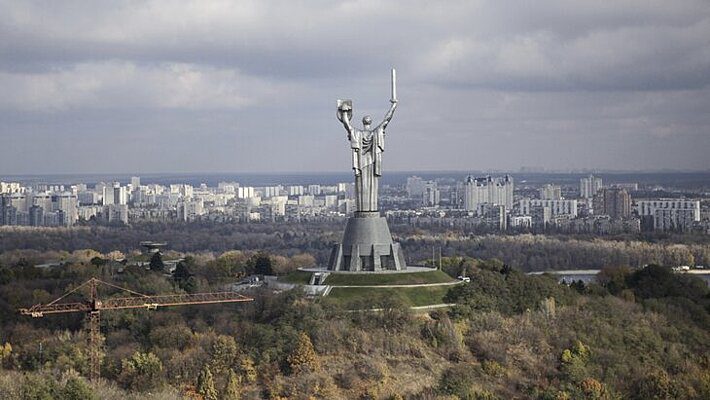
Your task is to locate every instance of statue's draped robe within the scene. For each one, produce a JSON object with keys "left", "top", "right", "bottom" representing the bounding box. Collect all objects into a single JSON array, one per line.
[{"left": 350, "top": 127, "right": 385, "bottom": 212}]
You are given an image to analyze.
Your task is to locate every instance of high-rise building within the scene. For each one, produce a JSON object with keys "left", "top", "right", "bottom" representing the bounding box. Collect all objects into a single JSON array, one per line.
[
  {"left": 595, "top": 188, "right": 631, "bottom": 218},
  {"left": 103, "top": 204, "right": 129, "bottom": 224},
  {"left": 170, "top": 184, "right": 193, "bottom": 198},
  {"left": 130, "top": 176, "right": 141, "bottom": 188},
  {"left": 539, "top": 184, "right": 562, "bottom": 200},
  {"left": 237, "top": 186, "right": 255, "bottom": 199},
  {"left": 1, "top": 205, "right": 17, "bottom": 225},
  {"left": 307, "top": 185, "right": 322, "bottom": 196},
  {"left": 78, "top": 191, "right": 99, "bottom": 205},
  {"left": 406, "top": 176, "right": 426, "bottom": 199},
  {"left": 3, "top": 193, "right": 27, "bottom": 212},
  {"left": 31, "top": 192, "right": 53, "bottom": 212},
  {"left": 29, "top": 205, "right": 44, "bottom": 226},
  {"left": 463, "top": 175, "right": 514, "bottom": 211},
  {"left": 298, "top": 195, "right": 315, "bottom": 207},
  {"left": 519, "top": 199, "right": 578, "bottom": 218},
  {"left": 580, "top": 174, "right": 603, "bottom": 199},
  {"left": 102, "top": 185, "right": 114, "bottom": 205},
  {"left": 422, "top": 181, "right": 440, "bottom": 207},
  {"left": 613, "top": 183, "right": 638, "bottom": 191},
  {"left": 0, "top": 182, "right": 22, "bottom": 194},
  {"left": 52, "top": 192, "right": 78, "bottom": 226},
  {"left": 288, "top": 185, "right": 304, "bottom": 196},
  {"left": 113, "top": 185, "right": 128, "bottom": 205},
  {"left": 636, "top": 199, "right": 700, "bottom": 232},
  {"left": 478, "top": 203, "right": 507, "bottom": 231},
  {"left": 218, "top": 182, "right": 239, "bottom": 193},
  {"left": 178, "top": 198, "right": 205, "bottom": 221},
  {"left": 261, "top": 186, "right": 282, "bottom": 198}
]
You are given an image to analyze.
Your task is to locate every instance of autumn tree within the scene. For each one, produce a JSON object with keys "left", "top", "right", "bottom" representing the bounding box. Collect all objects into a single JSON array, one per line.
[
  {"left": 0, "top": 342, "right": 12, "bottom": 368},
  {"left": 287, "top": 332, "right": 319, "bottom": 373},
  {"left": 239, "top": 355, "right": 257, "bottom": 384},
  {"left": 209, "top": 335, "right": 239, "bottom": 374},
  {"left": 197, "top": 365, "right": 218, "bottom": 400},
  {"left": 223, "top": 369, "right": 241, "bottom": 400}
]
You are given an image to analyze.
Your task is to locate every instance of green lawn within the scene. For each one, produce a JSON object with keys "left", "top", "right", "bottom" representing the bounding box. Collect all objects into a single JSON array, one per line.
[
  {"left": 324, "top": 270, "right": 454, "bottom": 286},
  {"left": 279, "top": 270, "right": 313, "bottom": 284},
  {"left": 326, "top": 285, "right": 452, "bottom": 307}
]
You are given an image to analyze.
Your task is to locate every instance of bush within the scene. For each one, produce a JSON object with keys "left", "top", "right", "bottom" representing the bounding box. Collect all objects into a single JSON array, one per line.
[
  {"left": 60, "top": 375, "right": 97, "bottom": 400},
  {"left": 437, "top": 364, "right": 498, "bottom": 399},
  {"left": 118, "top": 351, "right": 164, "bottom": 391}
]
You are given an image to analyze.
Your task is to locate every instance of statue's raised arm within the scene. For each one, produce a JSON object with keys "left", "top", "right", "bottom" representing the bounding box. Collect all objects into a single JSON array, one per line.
[
  {"left": 375, "top": 99, "right": 397, "bottom": 132},
  {"left": 337, "top": 99, "right": 355, "bottom": 137},
  {"left": 375, "top": 68, "right": 398, "bottom": 132}
]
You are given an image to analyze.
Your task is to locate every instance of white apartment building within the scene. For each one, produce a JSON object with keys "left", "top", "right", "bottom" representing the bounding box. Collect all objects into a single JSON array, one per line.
[
  {"left": 463, "top": 175, "right": 514, "bottom": 211},
  {"left": 539, "top": 184, "right": 562, "bottom": 200},
  {"left": 519, "top": 199, "right": 578, "bottom": 218},
  {"left": 580, "top": 175, "right": 603, "bottom": 199},
  {"left": 636, "top": 199, "right": 701, "bottom": 231}
]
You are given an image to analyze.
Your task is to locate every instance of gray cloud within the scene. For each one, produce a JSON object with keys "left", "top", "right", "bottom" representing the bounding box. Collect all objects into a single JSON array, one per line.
[{"left": 1, "top": 0, "right": 709, "bottom": 174}]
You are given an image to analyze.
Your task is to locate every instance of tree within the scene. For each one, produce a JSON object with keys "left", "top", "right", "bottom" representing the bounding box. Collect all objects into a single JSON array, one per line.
[
  {"left": 223, "top": 369, "right": 241, "bottom": 400},
  {"left": 287, "top": 332, "right": 319, "bottom": 373},
  {"left": 173, "top": 258, "right": 196, "bottom": 292},
  {"left": 438, "top": 364, "right": 496, "bottom": 399},
  {"left": 560, "top": 341, "right": 591, "bottom": 383},
  {"left": 627, "top": 264, "right": 708, "bottom": 302},
  {"left": 632, "top": 369, "right": 677, "bottom": 400},
  {"left": 197, "top": 365, "right": 218, "bottom": 400},
  {"left": 106, "top": 250, "right": 125, "bottom": 261},
  {"left": 239, "top": 356, "right": 257, "bottom": 384},
  {"left": 0, "top": 342, "right": 12, "bottom": 368},
  {"left": 210, "top": 335, "right": 239, "bottom": 374},
  {"left": 20, "top": 374, "right": 58, "bottom": 400},
  {"left": 248, "top": 252, "right": 273, "bottom": 276},
  {"left": 89, "top": 257, "right": 107, "bottom": 267},
  {"left": 597, "top": 266, "right": 631, "bottom": 295},
  {"left": 118, "top": 351, "right": 163, "bottom": 391},
  {"left": 149, "top": 252, "right": 165, "bottom": 272},
  {"left": 60, "top": 375, "right": 97, "bottom": 400}
]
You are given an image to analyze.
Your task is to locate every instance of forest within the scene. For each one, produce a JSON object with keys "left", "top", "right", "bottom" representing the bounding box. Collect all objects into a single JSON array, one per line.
[
  {"left": 0, "top": 247, "right": 708, "bottom": 399},
  {"left": 1, "top": 221, "right": 708, "bottom": 271}
]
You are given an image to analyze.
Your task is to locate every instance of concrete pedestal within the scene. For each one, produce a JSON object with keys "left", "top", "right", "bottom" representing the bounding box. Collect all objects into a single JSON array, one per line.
[{"left": 328, "top": 211, "right": 407, "bottom": 271}]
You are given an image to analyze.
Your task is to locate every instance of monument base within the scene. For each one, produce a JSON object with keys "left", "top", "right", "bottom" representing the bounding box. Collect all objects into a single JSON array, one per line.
[{"left": 327, "top": 211, "right": 406, "bottom": 272}]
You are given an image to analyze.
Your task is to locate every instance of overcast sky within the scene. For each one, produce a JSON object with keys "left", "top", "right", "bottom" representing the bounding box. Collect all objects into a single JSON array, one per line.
[{"left": 1, "top": 0, "right": 709, "bottom": 174}]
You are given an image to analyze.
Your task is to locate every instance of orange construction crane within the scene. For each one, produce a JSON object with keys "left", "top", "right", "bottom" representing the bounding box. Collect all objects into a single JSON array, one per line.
[{"left": 19, "top": 277, "right": 254, "bottom": 381}]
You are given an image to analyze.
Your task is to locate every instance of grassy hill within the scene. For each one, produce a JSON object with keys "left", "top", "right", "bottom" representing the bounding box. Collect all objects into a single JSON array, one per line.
[
  {"left": 323, "top": 269, "right": 454, "bottom": 286},
  {"left": 326, "top": 285, "right": 452, "bottom": 307}
]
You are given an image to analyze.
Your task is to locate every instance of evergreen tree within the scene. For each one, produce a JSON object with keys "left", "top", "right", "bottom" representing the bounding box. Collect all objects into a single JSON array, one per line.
[
  {"left": 197, "top": 365, "right": 218, "bottom": 400},
  {"left": 173, "top": 259, "right": 197, "bottom": 292},
  {"left": 149, "top": 252, "right": 165, "bottom": 272},
  {"left": 250, "top": 252, "right": 273, "bottom": 275}
]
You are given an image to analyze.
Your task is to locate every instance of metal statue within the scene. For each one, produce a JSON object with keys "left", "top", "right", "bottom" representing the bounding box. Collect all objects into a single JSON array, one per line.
[{"left": 337, "top": 69, "right": 398, "bottom": 212}]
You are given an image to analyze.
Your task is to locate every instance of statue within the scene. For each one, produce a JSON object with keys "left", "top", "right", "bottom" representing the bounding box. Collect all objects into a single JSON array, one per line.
[
  {"left": 328, "top": 69, "right": 406, "bottom": 271},
  {"left": 336, "top": 69, "right": 397, "bottom": 212}
]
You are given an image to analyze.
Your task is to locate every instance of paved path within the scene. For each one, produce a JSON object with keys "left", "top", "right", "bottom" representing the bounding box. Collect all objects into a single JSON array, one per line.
[
  {"left": 345, "top": 303, "right": 457, "bottom": 312},
  {"left": 411, "top": 303, "right": 457, "bottom": 310}
]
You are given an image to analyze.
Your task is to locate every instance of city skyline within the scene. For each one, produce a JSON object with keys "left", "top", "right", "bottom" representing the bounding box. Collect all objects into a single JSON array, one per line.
[{"left": 2, "top": 1, "right": 710, "bottom": 174}]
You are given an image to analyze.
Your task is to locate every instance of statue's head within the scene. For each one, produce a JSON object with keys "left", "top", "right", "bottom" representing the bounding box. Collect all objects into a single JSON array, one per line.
[{"left": 362, "top": 115, "right": 372, "bottom": 127}]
